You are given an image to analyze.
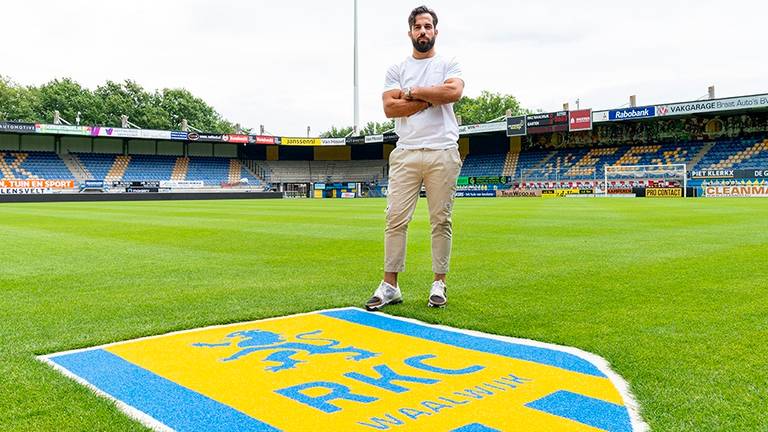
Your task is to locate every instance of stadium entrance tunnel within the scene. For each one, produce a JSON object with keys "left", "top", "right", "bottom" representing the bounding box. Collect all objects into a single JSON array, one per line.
[{"left": 40, "top": 308, "right": 648, "bottom": 431}]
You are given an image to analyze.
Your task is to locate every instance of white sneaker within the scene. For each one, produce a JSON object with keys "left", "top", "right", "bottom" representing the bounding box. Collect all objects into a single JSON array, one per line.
[
  {"left": 428, "top": 280, "right": 447, "bottom": 308},
  {"left": 365, "top": 281, "right": 403, "bottom": 311}
]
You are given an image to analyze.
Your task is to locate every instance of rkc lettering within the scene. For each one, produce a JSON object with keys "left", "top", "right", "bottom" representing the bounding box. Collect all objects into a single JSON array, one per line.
[{"left": 276, "top": 354, "right": 485, "bottom": 413}]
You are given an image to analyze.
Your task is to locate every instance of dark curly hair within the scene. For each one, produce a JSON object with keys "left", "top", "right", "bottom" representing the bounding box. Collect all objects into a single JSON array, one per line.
[{"left": 408, "top": 6, "right": 437, "bottom": 29}]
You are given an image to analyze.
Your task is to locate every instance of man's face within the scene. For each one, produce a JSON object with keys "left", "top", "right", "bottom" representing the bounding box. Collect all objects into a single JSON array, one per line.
[{"left": 409, "top": 13, "right": 437, "bottom": 53}]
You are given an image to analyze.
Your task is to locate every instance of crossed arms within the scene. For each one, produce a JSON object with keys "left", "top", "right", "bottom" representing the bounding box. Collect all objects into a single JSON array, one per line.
[{"left": 382, "top": 78, "right": 464, "bottom": 119}]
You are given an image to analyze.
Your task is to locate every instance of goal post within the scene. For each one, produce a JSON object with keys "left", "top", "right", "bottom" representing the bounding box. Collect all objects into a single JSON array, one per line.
[{"left": 604, "top": 164, "right": 687, "bottom": 197}]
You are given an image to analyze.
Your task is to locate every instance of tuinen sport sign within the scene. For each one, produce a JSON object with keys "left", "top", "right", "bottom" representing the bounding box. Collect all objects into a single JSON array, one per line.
[{"left": 40, "top": 308, "right": 647, "bottom": 432}]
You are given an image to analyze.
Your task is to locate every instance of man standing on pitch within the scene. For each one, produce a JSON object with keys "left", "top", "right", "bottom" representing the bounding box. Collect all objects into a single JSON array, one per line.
[{"left": 366, "top": 5, "right": 464, "bottom": 310}]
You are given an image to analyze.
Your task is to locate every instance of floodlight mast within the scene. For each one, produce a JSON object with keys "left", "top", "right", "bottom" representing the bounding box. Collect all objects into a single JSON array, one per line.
[{"left": 353, "top": 0, "right": 359, "bottom": 136}]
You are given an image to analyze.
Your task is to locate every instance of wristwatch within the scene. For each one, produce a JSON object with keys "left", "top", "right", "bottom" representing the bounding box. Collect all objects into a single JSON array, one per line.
[{"left": 404, "top": 87, "right": 413, "bottom": 100}]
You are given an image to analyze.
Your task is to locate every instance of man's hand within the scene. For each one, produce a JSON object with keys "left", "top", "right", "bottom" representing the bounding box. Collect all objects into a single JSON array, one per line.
[
  {"left": 410, "top": 78, "right": 464, "bottom": 106},
  {"left": 383, "top": 89, "right": 430, "bottom": 119}
]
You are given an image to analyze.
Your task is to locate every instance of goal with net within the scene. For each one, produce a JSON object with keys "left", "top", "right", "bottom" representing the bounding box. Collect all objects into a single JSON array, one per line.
[{"left": 603, "top": 164, "right": 687, "bottom": 197}]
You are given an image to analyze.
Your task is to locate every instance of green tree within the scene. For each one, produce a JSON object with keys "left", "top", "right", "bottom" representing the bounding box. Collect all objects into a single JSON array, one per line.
[
  {"left": 93, "top": 80, "right": 171, "bottom": 129},
  {"left": 0, "top": 76, "right": 241, "bottom": 132},
  {"left": 0, "top": 76, "right": 39, "bottom": 122},
  {"left": 453, "top": 91, "right": 527, "bottom": 125},
  {"left": 35, "top": 78, "right": 99, "bottom": 124},
  {"left": 158, "top": 88, "right": 235, "bottom": 133},
  {"left": 360, "top": 120, "right": 395, "bottom": 135},
  {"left": 320, "top": 125, "right": 354, "bottom": 138},
  {"left": 320, "top": 120, "right": 394, "bottom": 138}
]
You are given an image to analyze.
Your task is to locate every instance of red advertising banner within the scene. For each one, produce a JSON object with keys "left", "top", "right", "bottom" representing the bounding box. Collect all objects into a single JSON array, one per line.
[
  {"left": 2, "top": 180, "right": 75, "bottom": 189},
  {"left": 225, "top": 134, "right": 249, "bottom": 144},
  {"left": 252, "top": 135, "right": 275, "bottom": 145},
  {"left": 569, "top": 109, "right": 593, "bottom": 132}
]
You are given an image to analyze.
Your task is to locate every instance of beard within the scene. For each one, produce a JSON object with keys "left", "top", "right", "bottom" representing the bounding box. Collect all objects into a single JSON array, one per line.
[{"left": 411, "top": 35, "right": 435, "bottom": 53}]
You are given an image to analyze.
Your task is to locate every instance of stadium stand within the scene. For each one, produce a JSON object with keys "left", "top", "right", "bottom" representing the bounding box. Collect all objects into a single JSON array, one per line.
[
  {"left": 502, "top": 150, "right": 519, "bottom": 176},
  {"left": 74, "top": 153, "right": 115, "bottom": 181},
  {"left": 5, "top": 138, "right": 764, "bottom": 186},
  {"left": 239, "top": 165, "right": 261, "bottom": 185},
  {"left": 171, "top": 157, "right": 189, "bottom": 181},
  {"left": 122, "top": 155, "right": 175, "bottom": 182},
  {"left": 253, "top": 160, "right": 386, "bottom": 183},
  {"left": 73, "top": 153, "right": 263, "bottom": 185},
  {"left": 699, "top": 138, "right": 768, "bottom": 170},
  {"left": 460, "top": 153, "right": 506, "bottom": 176},
  {"left": 2, "top": 115, "right": 767, "bottom": 190},
  {"left": 0, "top": 152, "right": 73, "bottom": 180},
  {"left": 186, "top": 157, "right": 230, "bottom": 185},
  {"left": 511, "top": 142, "right": 708, "bottom": 181}
]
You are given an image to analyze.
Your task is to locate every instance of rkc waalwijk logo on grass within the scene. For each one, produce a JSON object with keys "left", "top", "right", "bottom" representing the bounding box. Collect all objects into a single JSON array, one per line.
[{"left": 39, "top": 308, "right": 648, "bottom": 431}]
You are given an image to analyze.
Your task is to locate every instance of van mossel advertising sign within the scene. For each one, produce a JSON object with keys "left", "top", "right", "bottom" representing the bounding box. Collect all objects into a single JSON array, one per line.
[
  {"left": 365, "top": 134, "right": 384, "bottom": 144},
  {"left": 40, "top": 308, "right": 647, "bottom": 432},
  {"left": 608, "top": 106, "right": 656, "bottom": 121},
  {"left": 321, "top": 138, "right": 348, "bottom": 146}
]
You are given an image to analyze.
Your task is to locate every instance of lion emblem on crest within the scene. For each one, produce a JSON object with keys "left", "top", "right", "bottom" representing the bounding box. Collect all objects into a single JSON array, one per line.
[{"left": 192, "top": 329, "right": 378, "bottom": 372}]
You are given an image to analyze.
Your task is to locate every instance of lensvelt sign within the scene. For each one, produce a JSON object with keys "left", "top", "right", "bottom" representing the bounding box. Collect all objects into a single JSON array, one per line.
[
  {"left": 0, "top": 188, "right": 50, "bottom": 194},
  {"left": 40, "top": 308, "right": 647, "bottom": 432}
]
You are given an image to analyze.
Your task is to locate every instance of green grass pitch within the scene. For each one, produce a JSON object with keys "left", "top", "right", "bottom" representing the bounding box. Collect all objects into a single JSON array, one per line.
[{"left": 1, "top": 197, "right": 766, "bottom": 431}]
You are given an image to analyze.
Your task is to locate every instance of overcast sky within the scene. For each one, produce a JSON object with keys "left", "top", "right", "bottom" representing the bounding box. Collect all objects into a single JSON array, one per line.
[{"left": 2, "top": 0, "right": 766, "bottom": 135}]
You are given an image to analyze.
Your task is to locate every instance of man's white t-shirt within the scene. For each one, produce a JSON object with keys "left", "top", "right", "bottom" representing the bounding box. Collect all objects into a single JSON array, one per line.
[{"left": 383, "top": 54, "right": 463, "bottom": 150}]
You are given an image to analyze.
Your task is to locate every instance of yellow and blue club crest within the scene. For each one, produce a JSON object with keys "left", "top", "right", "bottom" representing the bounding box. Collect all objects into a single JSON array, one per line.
[{"left": 40, "top": 308, "right": 647, "bottom": 431}]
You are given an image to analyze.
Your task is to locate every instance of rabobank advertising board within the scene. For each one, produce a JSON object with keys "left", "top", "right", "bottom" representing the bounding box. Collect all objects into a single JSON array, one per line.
[{"left": 608, "top": 106, "right": 656, "bottom": 121}]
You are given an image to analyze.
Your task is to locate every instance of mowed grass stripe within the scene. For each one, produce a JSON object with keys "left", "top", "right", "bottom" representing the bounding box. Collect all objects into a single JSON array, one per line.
[{"left": 0, "top": 198, "right": 766, "bottom": 431}]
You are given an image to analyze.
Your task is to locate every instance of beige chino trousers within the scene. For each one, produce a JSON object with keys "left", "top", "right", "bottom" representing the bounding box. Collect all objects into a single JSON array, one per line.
[{"left": 384, "top": 146, "right": 463, "bottom": 274}]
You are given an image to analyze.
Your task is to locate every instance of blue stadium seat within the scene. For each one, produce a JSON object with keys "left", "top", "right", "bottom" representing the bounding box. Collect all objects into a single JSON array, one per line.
[{"left": 0, "top": 152, "right": 73, "bottom": 180}]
